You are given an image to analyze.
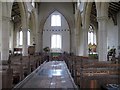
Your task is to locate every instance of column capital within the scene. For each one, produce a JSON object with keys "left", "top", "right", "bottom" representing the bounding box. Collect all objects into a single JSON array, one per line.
[
  {"left": 97, "top": 16, "right": 108, "bottom": 22},
  {"left": 22, "top": 28, "right": 29, "bottom": 32}
]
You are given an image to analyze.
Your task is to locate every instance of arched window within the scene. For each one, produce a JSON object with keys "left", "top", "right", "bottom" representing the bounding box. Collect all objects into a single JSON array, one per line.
[
  {"left": 19, "top": 31, "right": 23, "bottom": 45},
  {"left": 51, "top": 34, "right": 62, "bottom": 49},
  {"left": 19, "top": 30, "right": 30, "bottom": 46},
  {"left": 27, "top": 30, "right": 30, "bottom": 45},
  {"left": 88, "top": 25, "right": 94, "bottom": 45},
  {"left": 51, "top": 14, "right": 61, "bottom": 26},
  {"left": 88, "top": 25, "right": 97, "bottom": 54}
]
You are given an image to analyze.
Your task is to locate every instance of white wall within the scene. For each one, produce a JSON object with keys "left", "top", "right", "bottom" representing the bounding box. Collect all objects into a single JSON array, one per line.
[
  {"left": 43, "top": 11, "right": 70, "bottom": 53},
  {"left": 0, "top": 2, "right": 2, "bottom": 60},
  {"left": 38, "top": 2, "right": 75, "bottom": 53},
  {"left": 118, "top": 11, "right": 120, "bottom": 54},
  {"left": 107, "top": 18, "right": 118, "bottom": 56}
]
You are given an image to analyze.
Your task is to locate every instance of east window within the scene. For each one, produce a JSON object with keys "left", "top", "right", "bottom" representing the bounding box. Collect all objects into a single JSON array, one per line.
[
  {"left": 51, "top": 34, "right": 62, "bottom": 49},
  {"left": 51, "top": 15, "right": 61, "bottom": 26}
]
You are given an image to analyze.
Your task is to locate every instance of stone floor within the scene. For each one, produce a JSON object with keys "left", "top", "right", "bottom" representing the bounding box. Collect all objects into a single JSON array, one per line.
[{"left": 14, "top": 61, "right": 77, "bottom": 89}]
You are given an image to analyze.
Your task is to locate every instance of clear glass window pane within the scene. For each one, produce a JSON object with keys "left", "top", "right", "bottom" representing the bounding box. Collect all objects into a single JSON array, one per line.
[
  {"left": 88, "top": 25, "right": 94, "bottom": 45},
  {"left": 51, "top": 34, "right": 62, "bottom": 49},
  {"left": 51, "top": 15, "right": 61, "bottom": 26},
  {"left": 19, "top": 31, "right": 23, "bottom": 45},
  {"left": 88, "top": 32, "right": 91, "bottom": 44},
  {"left": 56, "top": 15, "right": 61, "bottom": 26},
  {"left": 91, "top": 32, "right": 93, "bottom": 45},
  {"left": 27, "top": 31, "right": 30, "bottom": 45},
  {"left": 56, "top": 35, "right": 61, "bottom": 48},
  {"left": 19, "top": 30, "right": 30, "bottom": 46},
  {"left": 51, "top": 35, "right": 56, "bottom": 48}
]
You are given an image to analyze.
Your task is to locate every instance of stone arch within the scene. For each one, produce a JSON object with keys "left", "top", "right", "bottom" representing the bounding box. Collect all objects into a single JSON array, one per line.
[
  {"left": 84, "top": 2, "right": 93, "bottom": 30},
  {"left": 9, "top": 2, "right": 28, "bottom": 25},
  {"left": 76, "top": 9, "right": 82, "bottom": 30},
  {"left": 42, "top": 10, "right": 71, "bottom": 53},
  {"left": 10, "top": 2, "right": 29, "bottom": 56},
  {"left": 39, "top": 9, "right": 72, "bottom": 33},
  {"left": 79, "top": 2, "right": 95, "bottom": 56},
  {"left": 75, "top": 9, "right": 82, "bottom": 55},
  {"left": 1, "top": 1, "right": 28, "bottom": 60},
  {"left": 29, "top": 9, "right": 37, "bottom": 45},
  {"left": 38, "top": 9, "right": 74, "bottom": 52},
  {"left": 89, "top": 23, "right": 97, "bottom": 34}
]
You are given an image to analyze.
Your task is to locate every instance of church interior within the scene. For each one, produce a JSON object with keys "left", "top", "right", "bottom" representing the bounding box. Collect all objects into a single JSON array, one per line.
[{"left": 0, "top": 0, "right": 120, "bottom": 89}]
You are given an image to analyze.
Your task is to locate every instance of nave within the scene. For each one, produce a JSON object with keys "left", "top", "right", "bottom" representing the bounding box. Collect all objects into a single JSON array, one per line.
[
  {"left": 1, "top": 1, "right": 120, "bottom": 90},
  {"left": 14, "top": 61, "right": 77, "bottom": 89},
  {"left": 1, "top": 53, "right": 120, "bottom": 89}
]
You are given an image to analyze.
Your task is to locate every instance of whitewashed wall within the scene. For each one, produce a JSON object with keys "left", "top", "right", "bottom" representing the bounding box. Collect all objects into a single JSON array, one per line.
[
  {"left": 0, "top": 3, "right": 1, "bottom": 88},
  {"left": 38, "top": 2, "right": 74, "bottom": 53},
  {"left": 107, "top": 18, "right": 118, "bottom": 56},
  {"left": 118, "top": 12, "right": 120, "bottom": 54},
  {"left": 43, "top": 11, "right": 70, "bottom": 53}
]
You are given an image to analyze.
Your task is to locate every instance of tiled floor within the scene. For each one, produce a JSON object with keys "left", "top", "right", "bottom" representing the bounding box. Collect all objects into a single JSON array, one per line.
[{"left": 16, "top": 61, "right": 77, "bottom": 89}]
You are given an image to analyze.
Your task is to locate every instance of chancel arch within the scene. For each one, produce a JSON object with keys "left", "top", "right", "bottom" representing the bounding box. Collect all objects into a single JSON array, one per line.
[
  {"left": 38, "top": 3, "right": 75, "bottom": 53},
  {"left": 43, "top": 11, "right": 70, "bottom": 53}
]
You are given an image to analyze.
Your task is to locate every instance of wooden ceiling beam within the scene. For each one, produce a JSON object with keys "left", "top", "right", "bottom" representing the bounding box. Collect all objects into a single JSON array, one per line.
[
  {"left": 109, "top": 7, "right": 119, "bottom": 13},
  {"left": 11, "top": 9, "right": 21, "bottom": 17},
  {"left": 108, "top": 8, "right": 117, "bottom": 14},
  {"left": 112, "top": 2, "right": 120, "bottom": 5},
  {"left": 109, "top": 5, "right": 120, "bottom": 11}
]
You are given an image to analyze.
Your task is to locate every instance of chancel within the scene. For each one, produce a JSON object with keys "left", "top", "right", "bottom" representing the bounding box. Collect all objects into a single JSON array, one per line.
[{"left": 0, "top": 0, "right": 120, "bottom": 89}]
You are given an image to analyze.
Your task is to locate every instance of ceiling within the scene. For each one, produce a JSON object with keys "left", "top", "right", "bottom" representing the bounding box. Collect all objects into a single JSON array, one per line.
[
  {"left": 11, "top": 2, "right": 21, "bottom": 23},
  {"left": 109, "top": 2, "right": 120, "bottom": 25},
  {"left": 90, "top": 1, "right": 120, "bottom": 26},
  {"left": 11, "top": 2, "right": 120, "bottom": 25}
]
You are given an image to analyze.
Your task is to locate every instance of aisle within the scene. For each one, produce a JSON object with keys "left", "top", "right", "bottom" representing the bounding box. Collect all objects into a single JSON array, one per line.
[{"left": 14, "top": 61, "right": 77, "bottom": 89}]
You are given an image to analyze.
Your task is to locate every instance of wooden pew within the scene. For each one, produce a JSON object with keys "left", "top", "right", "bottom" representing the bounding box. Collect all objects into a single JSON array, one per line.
[
  {"left": 81, "top": 75, "right": 119, "bottom": 88},
  {"left": 2, "top": 60, "right": 13, "bottom": 89},
  {"left": 1, "top": 52, "right": 45, "bottom": 89},
  {"left": 62, "top": 54, "right": 119, "bottom": 89},
  {"left": 79, "top": 63, "right": 120, "bottom": 88}
]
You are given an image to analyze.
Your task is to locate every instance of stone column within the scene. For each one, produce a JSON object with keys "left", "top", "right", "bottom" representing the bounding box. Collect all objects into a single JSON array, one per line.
[
  {"left": 35, "top": 31, "right": 41, "bottom": 53},
  {"left": 0, "top": 2, "right": 2, "bottom": 61},
  {"left": 83, "top": 28, "right": 88, "bottom": 56},
  {"left": 75, "top": 29, "right": 81, "bottom": 56},
  {"left": 40, "top": 32, "right": 43, "bottom": 52},
  {"left": 22, "top": 28, "right": 28, "bottom": 56},
  {"left": 70, "top": 28, "right": 76, "bottom": 54},
  {"left": 0, "top": 2, "right": 2, "bottom": 90},
  {"left": 97, "top": 16, "right": 108, "bottom": 61},
  {"left": 1, "top": 16, "right": 10, "bottom": 60},
  {"left": 118, "top": 12, "right": 120, "bottom": 54},
  {"left": 74, "top": 10, "right": 82, "bottom": 56}
]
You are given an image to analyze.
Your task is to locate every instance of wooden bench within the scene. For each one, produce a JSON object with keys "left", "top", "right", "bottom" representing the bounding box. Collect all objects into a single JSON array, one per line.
[
  {"left": 62, "top": 54, "right": 120, "bottom": 88},
  {"left": 2, "top": 65, "right": 13, "bottom": 89}
]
